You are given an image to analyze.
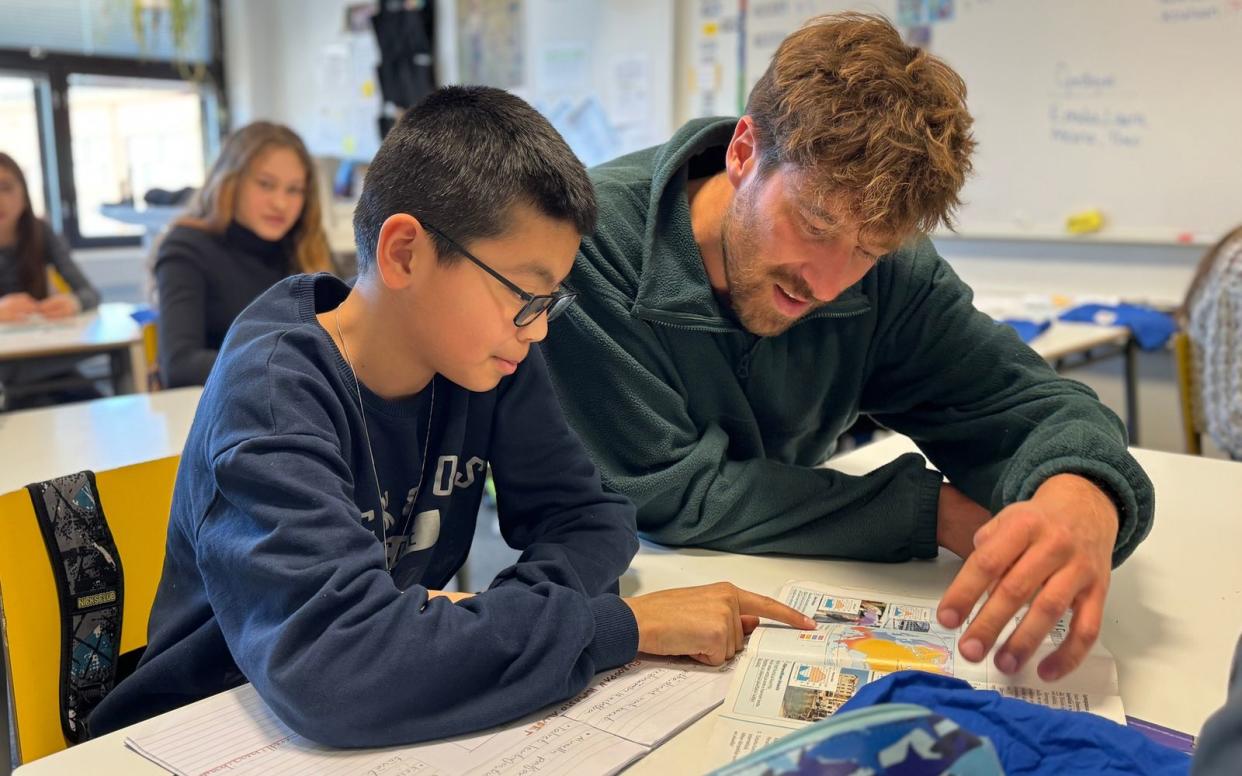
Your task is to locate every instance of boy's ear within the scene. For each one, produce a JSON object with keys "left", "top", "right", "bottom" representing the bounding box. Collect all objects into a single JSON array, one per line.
[{"left": 374, "top": 213, "right": 431, "bottom": 290}]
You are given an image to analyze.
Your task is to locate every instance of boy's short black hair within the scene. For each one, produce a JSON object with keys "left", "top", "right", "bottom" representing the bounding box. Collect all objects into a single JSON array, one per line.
[{"left": 353, "top": 85, "right": 597, "bottom": 271}]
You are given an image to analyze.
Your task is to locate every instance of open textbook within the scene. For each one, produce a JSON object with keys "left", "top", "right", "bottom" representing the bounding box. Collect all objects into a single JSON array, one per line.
[
  {"left": 708, "top": 580, "right": 1124, "bottom": 766},
  {"left": 125, "top": 656, "right": 734, "bottom": 775}
]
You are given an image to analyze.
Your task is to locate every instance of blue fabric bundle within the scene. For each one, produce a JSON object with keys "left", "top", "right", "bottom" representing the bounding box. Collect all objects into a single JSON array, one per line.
[
  {"left": 838, "top": 671, "right": 1190, "bottom": 775},
  {"left": 1058, "top": 303, "right": 1177, "bottom": 350}
]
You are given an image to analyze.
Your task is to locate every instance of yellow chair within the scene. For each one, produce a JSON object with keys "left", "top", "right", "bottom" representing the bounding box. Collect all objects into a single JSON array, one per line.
[
  {"left": 1173, "top": 331, "right": 1204, "bottom": 455},
  {"left": 0, "top": 455, "right": 180, "bottom": 764},
  {"left": 138, "top": 317, "right": 162, "bottom": 392},
  {"left": 47, "top": 267, "right": 71, "bottom": 296}
]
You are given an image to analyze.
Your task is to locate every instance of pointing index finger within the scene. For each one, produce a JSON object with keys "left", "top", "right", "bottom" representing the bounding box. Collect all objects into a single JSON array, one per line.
[{"left": 736, "top": 589, "right": 816, "bottom": 629}]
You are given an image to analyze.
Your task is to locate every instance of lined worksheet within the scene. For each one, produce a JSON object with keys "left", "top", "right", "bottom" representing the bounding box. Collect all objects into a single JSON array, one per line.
[{"left": 125, "top": 656, "right": 735, "bottom": 775}]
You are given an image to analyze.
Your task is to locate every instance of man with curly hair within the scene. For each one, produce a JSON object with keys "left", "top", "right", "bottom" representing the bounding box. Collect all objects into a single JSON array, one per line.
[{"left": 543, "top": 13, "right": 1154, "bottom": 684}]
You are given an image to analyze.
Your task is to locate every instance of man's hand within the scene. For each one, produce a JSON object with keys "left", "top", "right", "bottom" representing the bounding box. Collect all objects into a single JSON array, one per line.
[
  {"left": 625, "top": 582, "right": 815, "bottom": 665},
  {"left": 0, "top": 292, "right": 38, "bottom": 322},
  {"left": 937, "top": 474, "right": 1118, "bottom": 682},
  {"left": 38, "top": 293, "right": 81, "bottom": 319}
]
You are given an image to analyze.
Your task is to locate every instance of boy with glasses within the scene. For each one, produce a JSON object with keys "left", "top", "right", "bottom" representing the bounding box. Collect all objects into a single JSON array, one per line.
[{"left": 89, "top": 86, "right": 812, "bottom": 746}]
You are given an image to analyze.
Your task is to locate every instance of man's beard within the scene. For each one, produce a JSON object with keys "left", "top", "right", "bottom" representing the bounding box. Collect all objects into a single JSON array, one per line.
[{"left": 720, "top": 198, "right": 819, "bottom": 337}]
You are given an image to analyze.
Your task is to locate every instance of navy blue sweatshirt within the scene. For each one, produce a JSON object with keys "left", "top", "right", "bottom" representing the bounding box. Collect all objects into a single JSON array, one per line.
[{"left": 89, "top": 273, "right": 641, "bottom": 746}]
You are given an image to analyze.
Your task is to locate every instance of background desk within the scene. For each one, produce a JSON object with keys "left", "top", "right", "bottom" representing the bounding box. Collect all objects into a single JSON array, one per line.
[
  {"left": 14, "top": 434, "right": 1238, "bottom": 774},
  {"left": 0, "top": 387, "right": 201, "bottom": 495},
  {"left": 0, "top": 304, "right": 148, "bottom": 397}
]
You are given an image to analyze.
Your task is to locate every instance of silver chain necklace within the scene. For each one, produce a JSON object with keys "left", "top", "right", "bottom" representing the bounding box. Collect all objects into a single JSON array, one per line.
[{"left": 335, "top": 308, "right": 435, "bottom": 570}]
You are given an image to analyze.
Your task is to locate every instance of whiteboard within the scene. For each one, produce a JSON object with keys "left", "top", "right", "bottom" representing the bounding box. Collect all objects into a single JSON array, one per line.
[{"left": 685, "top": 0, "right": 1242, "bottom": 244}]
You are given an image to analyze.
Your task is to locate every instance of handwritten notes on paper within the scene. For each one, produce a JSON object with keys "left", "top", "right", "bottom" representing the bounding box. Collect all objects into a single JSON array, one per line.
[{"left": 125, "top": 657, "right": 735, "bottom": 776}]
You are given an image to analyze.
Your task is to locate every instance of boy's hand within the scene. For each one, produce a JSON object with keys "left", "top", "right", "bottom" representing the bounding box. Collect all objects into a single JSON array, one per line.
[
  {"left": 0, "top": 292, "right": 38, "bottom": 322},
  {"left": 426, "top": 590, "right": 474, "bottom": 603},
  {"left": 38, "top": 293, "right": 81, "bottom": 319},
  {"left": 624, "top": 582, "right": 815, "bottom": 665},
  {"left": 937, "top": 474, "right": 1118, "bottom": 681}
]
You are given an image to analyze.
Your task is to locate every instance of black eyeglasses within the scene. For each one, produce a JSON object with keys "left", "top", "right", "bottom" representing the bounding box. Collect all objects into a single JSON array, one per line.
[{"left": 421, "top": 222, "right": 578, "bottom": 328}]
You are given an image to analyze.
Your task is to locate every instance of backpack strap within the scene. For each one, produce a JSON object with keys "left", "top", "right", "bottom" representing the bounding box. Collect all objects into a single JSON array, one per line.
[{"left": 26, "top": 471, "right": 124, "bottom": 743}]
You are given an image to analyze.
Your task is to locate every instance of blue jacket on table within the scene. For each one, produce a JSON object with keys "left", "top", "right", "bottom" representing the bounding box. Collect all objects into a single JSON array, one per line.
[{"left": 88, "top": 273, "right": 641, "bottom": 747}]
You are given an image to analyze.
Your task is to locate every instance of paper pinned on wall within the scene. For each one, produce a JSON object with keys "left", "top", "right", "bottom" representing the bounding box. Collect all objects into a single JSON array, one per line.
[
  {"left": 539, "top": 43, "right": 591, "bottom": 94},
  {"left": 457, "top": 0, "right": 526, "bottom": 89},
  {"left": 696, "top": 63, "right": 719, "bottom": 91},
  {"left": 553, "top": 96, "right": 621, "bottom": 168},
  {"left": 610, "top": 53, "right": 651, "bottom": 126},
  {"left": 311, "top": 43, "right": 350, "bottom": 155}
]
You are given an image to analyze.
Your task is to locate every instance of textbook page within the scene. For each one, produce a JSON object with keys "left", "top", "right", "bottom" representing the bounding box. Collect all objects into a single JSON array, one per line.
[
  {"left": 710, "top": 580, "right": 1124, "bottom": 762},
  {"left": 125, "top": 656, "right": 734, "bottom": 775}
]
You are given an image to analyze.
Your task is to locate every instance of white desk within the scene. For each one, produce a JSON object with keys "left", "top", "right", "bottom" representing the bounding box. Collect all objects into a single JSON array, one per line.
[
  {"left": 0, "top": 304, "right": 148, "bottom": 396},
  {"left": 1028, "top": 320, "right": 1130, "bottom": 362},
  {"left": 0, "top": 387, "right": 201, "bottom": 495},
  {"left": 628, "top": 435, "right": 1242, "bottom": 773},
  {"left": 14, "top": 435, "right": 1240, "bottom": 774}
]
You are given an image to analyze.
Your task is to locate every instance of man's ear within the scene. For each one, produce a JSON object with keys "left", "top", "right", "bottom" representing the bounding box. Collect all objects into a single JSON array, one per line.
[
  {"left": 726, "top": 115, "right": 762, "bottom": 189},
  {"left": 374, "top": 213, "right": 432, "bottom": 290}
]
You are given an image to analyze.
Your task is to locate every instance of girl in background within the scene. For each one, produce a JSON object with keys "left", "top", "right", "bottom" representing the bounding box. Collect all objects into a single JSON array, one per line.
[
  {"left": 1181, "top": 225, "right": 1242, "bottom": 460},
  {"left": 0, "top": 152, "right": 100, "bottom": 321},
  {"left": 0, "top": 152, "right": 103, "bottom": 410},
  {"left": 153, "top": 122, "right": 332, "bottom": 387}
]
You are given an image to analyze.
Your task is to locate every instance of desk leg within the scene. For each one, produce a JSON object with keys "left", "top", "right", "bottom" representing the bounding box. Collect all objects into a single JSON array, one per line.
[
  {"left": 1124, "top": 337, "right": 1140, "bottom": 445},
  {"left": 108, "top": 345, "right": 147, "bottom": 395},
  {"left": 128, "top": 342, "right": 149, "bottom": 394}
]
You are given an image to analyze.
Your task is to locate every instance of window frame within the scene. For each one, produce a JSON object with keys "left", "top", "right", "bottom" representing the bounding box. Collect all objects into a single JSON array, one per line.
[{"left": 0, "top": 0, "right": 227, "bottom": 249}]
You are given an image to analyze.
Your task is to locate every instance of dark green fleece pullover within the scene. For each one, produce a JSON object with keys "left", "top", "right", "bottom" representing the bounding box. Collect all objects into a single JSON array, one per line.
[{"left": 543, "top": 117, "right": 1153, "bottom": 565}]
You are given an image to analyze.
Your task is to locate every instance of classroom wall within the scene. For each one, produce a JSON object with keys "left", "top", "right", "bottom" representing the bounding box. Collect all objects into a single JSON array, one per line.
[
  {"left": 222, "top": 0, "right": 383, "bottom": 158},
  {"left": 935, "top": 238, "right": 1202, "bottom": 306},
  {"left": 221, "top": 0, "right": 282, "bottom": 131},
  {"left": 217, "top": 1, "right": 1208, "bottom": 302}
]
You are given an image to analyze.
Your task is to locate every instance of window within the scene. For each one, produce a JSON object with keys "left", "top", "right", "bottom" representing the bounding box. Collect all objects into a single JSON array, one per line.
[
  {"left": 0, "top": 0, "right": 223, "bottom": 248},
  {"left": 67, "top": 75, "right": 209, "bottom": 239},
  {"left": 0, "top": 0, "right": 213, "bottom": 64},
  {"left": 0, "top": 72, "right": 53, "bottom": 218}
]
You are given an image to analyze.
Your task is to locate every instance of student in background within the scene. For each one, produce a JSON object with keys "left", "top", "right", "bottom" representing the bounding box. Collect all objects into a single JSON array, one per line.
[
  {"left": 89, "top": 87, "right": 813, "bottom": 746},
  {"left": 1181, "top": 225, "right": 1242, "bottom": 460},
  {"left": 153, "top": 122, "right": 333, "bottom": 388},
  {"left": 0, "top": 152, "right": 103, "bottom": 409},
  {"left": 0, "top": 152, "right": 100, "bottom": 321}
]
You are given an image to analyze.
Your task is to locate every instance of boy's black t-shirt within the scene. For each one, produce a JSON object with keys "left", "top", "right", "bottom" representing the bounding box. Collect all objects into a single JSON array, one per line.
[{"left": 89, "top": 273, "right": 640, "bottom": 747}]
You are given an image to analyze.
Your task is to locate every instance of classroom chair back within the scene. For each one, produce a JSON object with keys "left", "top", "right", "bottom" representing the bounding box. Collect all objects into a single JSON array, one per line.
[
  {"left": 47, "top": 268, "right": 70, "bottom": 296},
  {"left": 0, "top": 455, "right": 180, "bottom": 764},
  {"left": 1173, "top": 331, "right": 1204, "bottom": 455},
  {"left": 129, "top": 308, "right": 163, "bottom": 392}
]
